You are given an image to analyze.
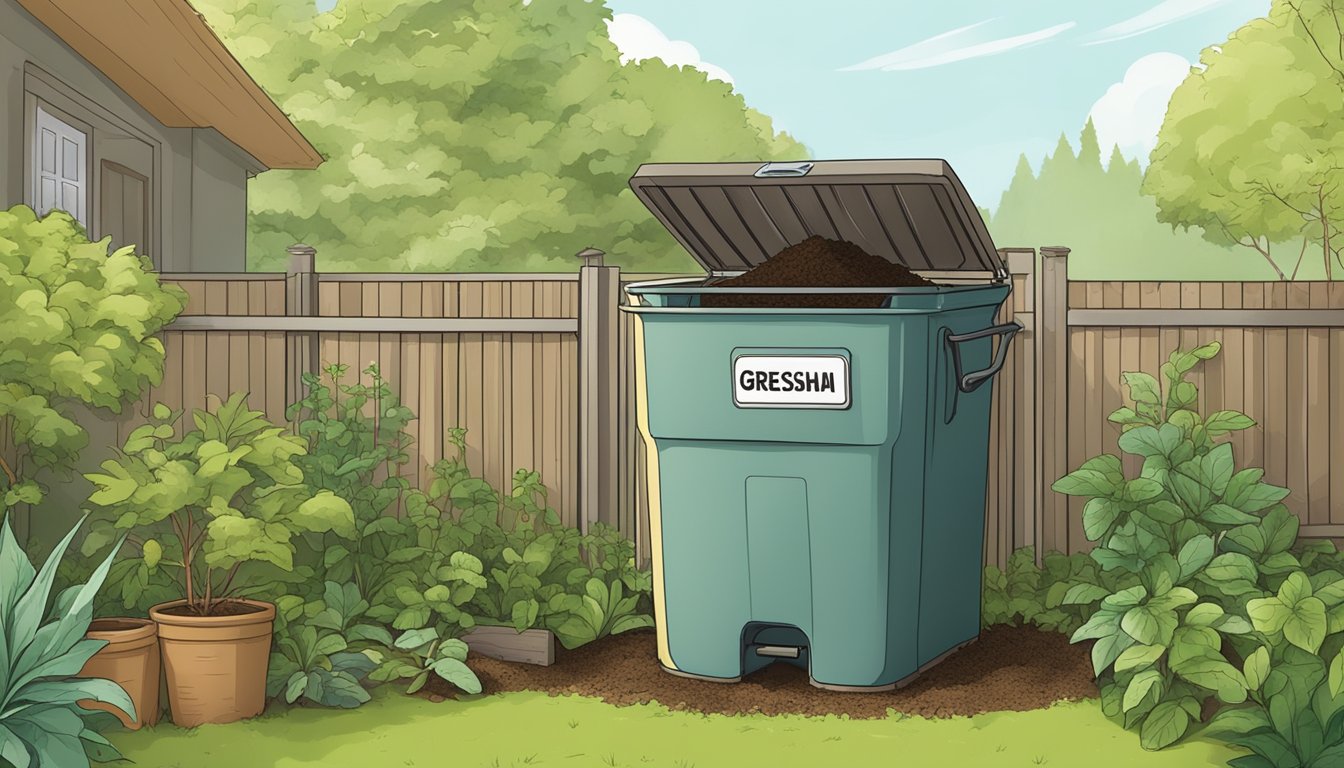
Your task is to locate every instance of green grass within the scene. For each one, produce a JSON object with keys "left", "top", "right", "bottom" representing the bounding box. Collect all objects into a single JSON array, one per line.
[{"left": 111, "top": 688, "right": 1243, "bottom": 768}]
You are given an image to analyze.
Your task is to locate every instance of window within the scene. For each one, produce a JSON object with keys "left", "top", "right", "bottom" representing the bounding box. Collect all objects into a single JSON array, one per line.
[
  {"left": 33, "top": 103, "right": 89, "bottom": 229},
  {"left": 100, "top": 161, "right": 149, "bottom": 255}
]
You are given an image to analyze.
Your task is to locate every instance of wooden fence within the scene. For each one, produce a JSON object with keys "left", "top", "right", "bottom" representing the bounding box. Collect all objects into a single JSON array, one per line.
[{"left": 99, "top": 246, "right": 1344, "bottom": 569}]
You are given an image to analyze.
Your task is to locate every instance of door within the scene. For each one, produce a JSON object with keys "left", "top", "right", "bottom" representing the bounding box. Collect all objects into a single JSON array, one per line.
[
  {"left": 34, "top": 104, "right": 88, "bottom": 229},
  {"left": 100, "top": 160, "right": 149, "bottom": 255}
]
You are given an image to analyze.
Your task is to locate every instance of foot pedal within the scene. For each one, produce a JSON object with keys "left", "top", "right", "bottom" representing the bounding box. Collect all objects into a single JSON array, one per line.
[{"left": 754, "top": 645, "right": 801, "bottom": 659}]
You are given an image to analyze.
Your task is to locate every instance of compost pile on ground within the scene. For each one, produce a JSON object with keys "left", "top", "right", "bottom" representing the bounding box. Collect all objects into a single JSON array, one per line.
[
  {"left": 699, "top": 235, "right": 936, "bottom": 309},
  {"left": 423, "top": 625, "right": 1097, "bottom": 719}
]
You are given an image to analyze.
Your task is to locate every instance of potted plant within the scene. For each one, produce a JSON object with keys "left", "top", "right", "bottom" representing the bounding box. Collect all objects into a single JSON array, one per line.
[
  {"left": 82, "top": 393, "right": 355, "bottom": 726},
  {"left": 0, "top": 513, "right": 134, "bottom": 767},
  {"left": 77, "top": 617, "right": 160, "bottom": 729}
]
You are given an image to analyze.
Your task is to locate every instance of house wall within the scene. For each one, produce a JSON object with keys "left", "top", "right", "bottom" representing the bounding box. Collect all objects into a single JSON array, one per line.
[{"left": 0, "top": 0, "right": 257, "bottom": 272}]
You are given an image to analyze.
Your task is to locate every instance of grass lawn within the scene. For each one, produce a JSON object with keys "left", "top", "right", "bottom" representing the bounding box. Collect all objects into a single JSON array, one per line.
[{"left": 111, "top": 688, "right": 1243, "bottom": 767}]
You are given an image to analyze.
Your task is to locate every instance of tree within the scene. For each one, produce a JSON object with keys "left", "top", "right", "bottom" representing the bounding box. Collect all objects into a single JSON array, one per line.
[
  {"left": 986, "top": 123, "right": 1271, "bottom": 280},
  {"left": 1145, "top": 0, "right": 1344, "bottom": 280},
  {"left": 193, "top": 0, "right": 807, "bottom": 273}
]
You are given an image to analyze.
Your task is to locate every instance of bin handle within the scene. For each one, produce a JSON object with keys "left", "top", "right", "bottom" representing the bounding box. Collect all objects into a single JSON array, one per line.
[{"left": 945, "top": 321, "right": 1022, "bottom": 394}]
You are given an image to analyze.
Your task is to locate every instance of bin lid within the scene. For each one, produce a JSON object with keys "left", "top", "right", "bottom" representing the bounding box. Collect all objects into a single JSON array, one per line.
[{"left": 628, "top": 159, "right": 1006, "bottom": 280}]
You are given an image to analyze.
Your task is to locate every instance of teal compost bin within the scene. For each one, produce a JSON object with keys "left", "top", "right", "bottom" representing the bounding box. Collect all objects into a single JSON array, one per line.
[{"left": 621, "top": 159, "right": 1021, "bottom": 691}]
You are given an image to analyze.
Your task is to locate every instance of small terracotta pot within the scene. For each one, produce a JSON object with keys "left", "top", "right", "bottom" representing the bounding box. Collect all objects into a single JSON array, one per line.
[
  {"left": 78, "top": 618, "right": 160, "bottom": 729},
  {"left": 149, "top": 599, "right": 276, "bottom": 727}
]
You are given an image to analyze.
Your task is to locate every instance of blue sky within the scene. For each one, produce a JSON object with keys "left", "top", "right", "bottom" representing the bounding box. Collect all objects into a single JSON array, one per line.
[{"left": 314, "top": 0, "right": 1272, "bottom": 209}]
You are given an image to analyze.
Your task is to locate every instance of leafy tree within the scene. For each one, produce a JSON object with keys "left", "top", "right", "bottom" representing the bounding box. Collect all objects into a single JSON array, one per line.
[
  {"left": 1145, "top": 0, "right": 1344, "bottom": 280},
  {"left": 193, "top": 0, "right": 806, "bottom": 274},
  {"left": 0, "top": 205, "right": 185, "bottom": 515},
  {"left": 988, "top": 120, "right": 1275, "bottom": 279}
]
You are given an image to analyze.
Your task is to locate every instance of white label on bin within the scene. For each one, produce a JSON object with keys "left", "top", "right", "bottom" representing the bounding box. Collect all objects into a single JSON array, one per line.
[{"left": 732, "top": 355, "right": 850, "bottom": 409}]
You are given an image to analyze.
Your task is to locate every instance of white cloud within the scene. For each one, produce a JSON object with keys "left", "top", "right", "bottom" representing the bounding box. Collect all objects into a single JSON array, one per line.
[
  {"left": 1085, "top": 0, "right": 1236, "bottom": 45},
  {"left": 839, "top": 19, "right": 1076, "bottom": 72},
  {"left": 1087, "top": 52, "right": 1193, "bottom": 164},
  {"left": 604, "top": 13, "right": 734, "bottom": 85}
]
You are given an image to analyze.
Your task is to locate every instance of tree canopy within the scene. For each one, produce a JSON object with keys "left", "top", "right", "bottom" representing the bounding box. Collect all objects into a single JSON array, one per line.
[
  {"left": 194, "top": 0, "right": 807, "bottom": 274},
  {"left": 1144, "top": 0, "right": 1344, "bottom": 280},
  {"left": 987, "top": 120, "right": 1288, "bottom": 280}
]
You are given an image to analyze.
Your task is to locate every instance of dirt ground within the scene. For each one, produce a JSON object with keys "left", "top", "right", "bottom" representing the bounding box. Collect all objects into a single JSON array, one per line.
[{"left": 422, "top": 625, "right": 1098, "bottom": 719}]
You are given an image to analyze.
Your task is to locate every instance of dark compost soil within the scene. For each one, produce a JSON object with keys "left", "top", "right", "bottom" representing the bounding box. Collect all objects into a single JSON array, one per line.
[
  {"left": 699, "top": 235, "right": 936, "bottom": 309},
  {"left": 423, "top": 625, "right": 1097, "bottom": 719},
  {"left": 156, "top": 600, "right": 266, "bottom": 618}
]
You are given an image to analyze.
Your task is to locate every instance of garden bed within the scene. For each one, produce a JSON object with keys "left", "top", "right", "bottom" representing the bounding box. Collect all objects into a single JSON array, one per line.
[{"left": 423, "top": 624, "right": 1097, "bottom": 719}]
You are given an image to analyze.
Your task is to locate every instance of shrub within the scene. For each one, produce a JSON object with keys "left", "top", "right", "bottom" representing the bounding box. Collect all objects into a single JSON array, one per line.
[
  {"left": 0, "top": 205, "right": 184, "bottom": 513},
  {"left": 0, "top": 514, "right": 131, "bottom": 767},
  {"left": 1053, "top": 342, "right": 1289, "bottom": 748},
  {"left": 267, "top": 581, "right": 393, "bottom": 708},
  {"left": 80, "top": 393, "right": 355, "bottom": 615},
  {"left": 981, "top": 548, "right": 1115, "bottom": 636}
]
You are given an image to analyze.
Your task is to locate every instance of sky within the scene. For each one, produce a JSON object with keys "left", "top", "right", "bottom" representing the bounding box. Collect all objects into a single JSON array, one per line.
[{"left": 314, "top": 0, "right": 1273, "bottom": 210}]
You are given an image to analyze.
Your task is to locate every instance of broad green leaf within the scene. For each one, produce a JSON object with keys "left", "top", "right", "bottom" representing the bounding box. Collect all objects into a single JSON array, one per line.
[
  {"left": 1082, "top": 498, "right": 1123, "bottom": 540},
  {"left": 1072, "top": 608, "right": 1122, "bottom": 643},
  {"left": 1203, "top": 553, "right": 1258, "bottom": 584},
  {"left": 142, "top": 538, "right": 162, "bottom": 569},
  {"left": 1145, "top": 500, "right": 1186, "bottom": 524},
  {"left": 1092, "top": 631, "right": 1136, "bottom": 676},
  {"left": 431, "top": 657, "right": 482, "bottom": 695},
  {"left": 1183, "top": 603, "right": 1225, "bottom": 628},
  {"left": 1062, "top": 583, "right": 1110, "bottom": 606},
  {"left": 1123, "top": 669, "right": 1164, "bottom": 712},
  {"left": 1176, "top": 535, "right": 1214, "bottom": 581},
  {"left": 394, "top": 628, "right": 438, "bottom": 651},
  {"left": 1122, "top": 372, "right": 1163, "bottom": 407},
  {"left": 1115, "top": 644, "right": 1166, "bottom": 673},
  {"left": 1244, "top": 646, "right": 1270, "bottom": 692},
  {"left": 1053, "top": 462, "right": 1121, "bottom": 497},
  {"left": 1247, "top": 597, "right": 1293, "bottom": 635},
  {"left": 1103, "top": 585, "right": 1149, "bottom": 611},
  {"left": 1283, "top": 597, "right": 1327, "bottom": 654},
  {"left": 1125, "top": 479, "right": 1165, "bottom": 503},
  {"left": 1122, "top": 605, "right": 1178, "bottom": 646},
  {"left": 1203, "top": 410, "right": 1255, "bottom": 436},
  {"left": 1204, "top": 707, "right": 1273, "bottom": 738},
  {"left": 1280, "top": 572, "right": 1314, "bottom": 606},
  {"left": 1140, "top": 701, "right": 1192, "bottom": 750},
  {"left": 1201, "top": 504, "right": 1260, "bottom": 527},
  {"left": 289, "top": 491, "right": 357, "bottom": 538},
  {"left": 1170, "top": 656, "right": 1247, "bottom": 703},
  {"left": 512, "top": 598, "right": 540, "bottom": 633},
  {"left": 1329, "top": 650, "right": 1344, "bottom": 699}
]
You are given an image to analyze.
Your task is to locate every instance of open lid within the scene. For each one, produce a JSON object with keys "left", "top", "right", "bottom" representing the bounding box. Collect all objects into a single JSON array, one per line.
[{"left": 628, "top": 159, "right": 1006, "bottom": 279}]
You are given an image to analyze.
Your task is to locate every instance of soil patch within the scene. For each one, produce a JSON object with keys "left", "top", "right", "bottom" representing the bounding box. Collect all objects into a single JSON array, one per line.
[
  {"left": 155, "top": 600, "right": 265, "bottom": 618},
  {"left": 88, "top": 618, "right": 151, "bottom": 632},
  {"left": 700, "top": 235, "right": 935, "bottom": 309},
  {"left": 424, "top": 625, "right": 1097, "bottom": 719}
]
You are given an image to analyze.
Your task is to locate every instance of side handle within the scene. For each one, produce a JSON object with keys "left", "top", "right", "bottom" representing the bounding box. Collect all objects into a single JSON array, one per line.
[{"left": 945, "top": 321, "right": 1022, "bottom": 393}]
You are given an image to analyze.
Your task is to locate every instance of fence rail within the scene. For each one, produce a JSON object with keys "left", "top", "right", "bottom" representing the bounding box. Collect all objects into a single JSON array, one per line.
[{"left": 98, "top": 249, "right": 1344, "bottom": 569}]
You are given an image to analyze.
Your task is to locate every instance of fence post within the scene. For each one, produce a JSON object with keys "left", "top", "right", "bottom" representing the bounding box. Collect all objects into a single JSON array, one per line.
[
  {"left": 1035, "top": 246, "right": 1070, "bottom": 562},
  {"left": 577, "top": 247, "right": 621, "bottom": 536},
  {"left": 285, "top": 245, "right": 320, "bottom": 419}
]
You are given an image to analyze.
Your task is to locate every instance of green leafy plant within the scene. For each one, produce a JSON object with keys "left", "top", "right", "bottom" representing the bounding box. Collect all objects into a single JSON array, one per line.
[
  {"left": 266, "top": 581, "right": 393, "bottom": 709},
  {"left": 0, "top": 514, "right": 132, "bottom": 767},
  {"left": 288, "top": 362, "right": 415, "bottom": 601},
  {"left": 981, "top": 548, "right": 1115, "bottom": 635},
  {"left": 1201, "top": 569, "right": 1344, "bottom": 767},
  {"left": 0, "top": 204, "right": 185, "bottom": 513},
  {"left": 369, "top": 629, "right": 482, "bottom": 697},
  {"left": 81, "top": 393, "right": 356, "bottom": 615},
  {"left": 547, "top": 576, "right": 653, "bottom": 650},
  {"left": 1052, "top": 342, "right": 1297, "bottom": 750}
]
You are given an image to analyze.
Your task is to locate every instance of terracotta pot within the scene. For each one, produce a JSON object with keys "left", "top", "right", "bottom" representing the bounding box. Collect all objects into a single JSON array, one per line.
[
  {"left": 149, "top": 599, "right": 276, "bottom": 727},
  {"left": 78, "top": 618, "right": 160, "bottom": 729}
]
